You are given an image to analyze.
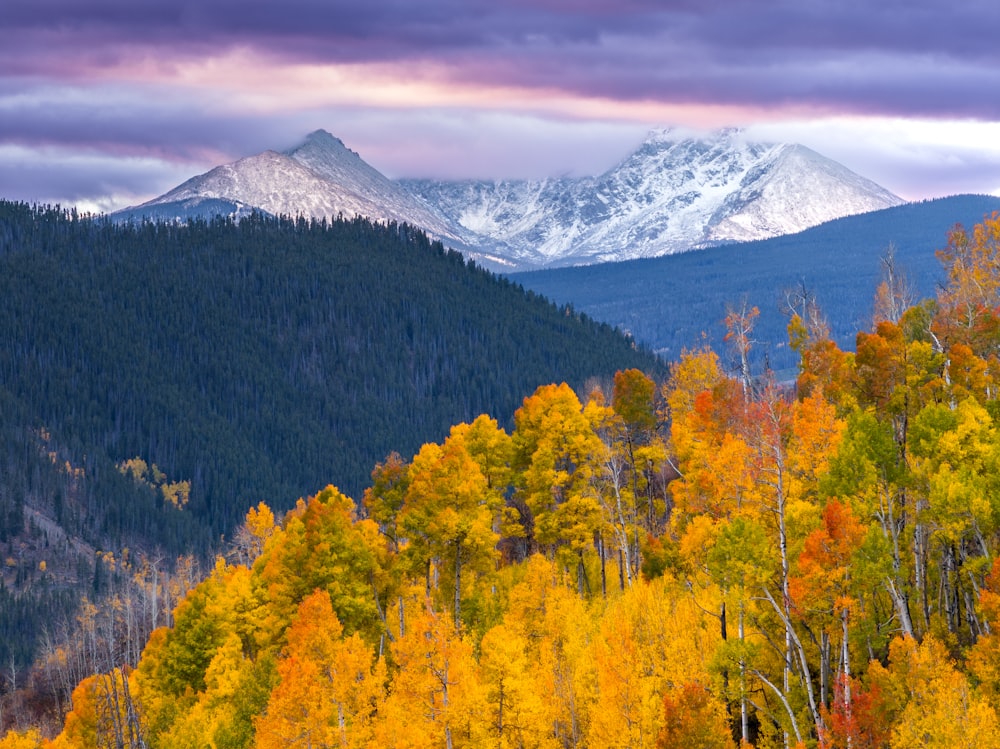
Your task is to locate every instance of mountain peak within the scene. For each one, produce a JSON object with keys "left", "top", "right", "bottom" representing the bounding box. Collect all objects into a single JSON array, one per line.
[
  {"left": 305, "top": 128, "right": 337, "bottom": 140},
  {"left": 642, "top": 126, "right": 747, "bottom": 146},
  {"left": 118, "top": 127, "right": 903, "bottom": 271},
  {"left": 301, "top": 129, "right": 346, "bottom": 149},
  {"left": 290, "top": 129, "right": 358, "bottom": 160}
]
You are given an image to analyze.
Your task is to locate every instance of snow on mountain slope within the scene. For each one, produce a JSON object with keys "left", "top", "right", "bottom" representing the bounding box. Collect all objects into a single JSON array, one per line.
[
  {"left": 119, "top": 130, "right": 465, "bottom": 246},
  {"left": 402, "top": 128, "right": 904, "bottom": 268},
  {"left": 118, "top": 128, "right": 903, "bottom": 271},
  {"left": 145, "top": 149, "right": 390, "bottom": 220},
  {"left": 284, "top": 131, "right": 462, "bottom": 242},
  {"left": 706, "top": 142, "right": 904, "bottom": 243}
]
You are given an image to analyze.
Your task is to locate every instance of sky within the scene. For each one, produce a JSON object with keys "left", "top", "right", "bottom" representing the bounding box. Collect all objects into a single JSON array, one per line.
[{"left": 2, "top": 0, "right": 1000, "bottom": 213}]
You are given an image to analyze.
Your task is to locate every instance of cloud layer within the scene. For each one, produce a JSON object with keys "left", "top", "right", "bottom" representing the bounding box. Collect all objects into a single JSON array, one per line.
[{"left": 2, "top": 0, "right": 999, "bottom": 206}]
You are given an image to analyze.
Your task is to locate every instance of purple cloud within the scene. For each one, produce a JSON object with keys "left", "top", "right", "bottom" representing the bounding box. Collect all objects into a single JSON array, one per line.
[
  {"left": 2, "top": 0, "right": 997, "bottom": 122},
  {"left": 1, "top": 0, "right": 998, "bottom": 207}
]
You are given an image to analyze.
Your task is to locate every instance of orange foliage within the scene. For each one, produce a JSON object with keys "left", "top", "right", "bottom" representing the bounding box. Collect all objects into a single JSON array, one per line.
[
  {"left": 657, "top": 682, "right": 734, "bottom": 749},
  {"left": 790, "top": 499, "right": 864, "bottom": 617}
]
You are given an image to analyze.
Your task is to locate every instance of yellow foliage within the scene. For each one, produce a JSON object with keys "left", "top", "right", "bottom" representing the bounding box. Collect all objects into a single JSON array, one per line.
[
  {"left": 479, "top": 623, "right": 556, "bottom": 749},
  {"left": 0, "top": 729, "right": 44, "bottom": 749},
  {"left": 161, "top": 480, "right": 190, "bottom": 509},
  {"left": 256, "top": 590, "right": 384, "bottom": 749},
  {"left": 245, "top": 502, "right": 276, "bottom": 542},
  {"left": 376, "top": 597, "right": 484, "bottom": 749},
  {"left": 888, "top": 635, "right": 1000, "bottom": 749}
]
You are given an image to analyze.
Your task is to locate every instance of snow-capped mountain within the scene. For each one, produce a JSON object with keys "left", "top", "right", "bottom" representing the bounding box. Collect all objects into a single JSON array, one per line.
[
  {"left": 116, "top": 130, "right": 465, "bottom": 246},
  {"left": 402, "top": 128, "right": 903, "bottom": 268},
  {"left": 116, "top": 128, "right": 903, "bottom": 271}
]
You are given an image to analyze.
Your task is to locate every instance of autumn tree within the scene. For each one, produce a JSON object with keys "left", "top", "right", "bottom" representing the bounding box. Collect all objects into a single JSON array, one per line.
[
  {"left": 785, "top": 285, "right": 854, "bottom": 408},
  {"left": 0, "top": 730, "right": 44, "bottom": 749},
  {"left": 400, "top": 434, "right": 499, "bottom": 628},
  {"left": 933, "top": 212, "right": 1000, "bottom": 353},
  {"left": 364, "top": 452, "right": 411, "bottom": 554},
  {"left": 657, "top": 682, "right": 734, "bottom": 749},
  {"left": 665, "top": 349, "right": 751, "bottom": 526},
  {"left": 376, "top": 598, "right": 484, "bottom": 749},
  {"left": 478, "top": 623, "right": 552, "bottom": 749},
  {"left": 789, "top": 499, "right": 865, "bottom": 715},
  {"left": 512, "top": 384, "right": 604, "bottom": 593},
  {"left": 255, "top": 590, "right": 384, "bottom": 749},
  {"left": 253, "top": 486, "right": 385, "bottom": 648},
  {"left": 586, "top": 389, "right": 653, "bottom": 592},
  {"left": 724, "top": 300, "right": 759, "bottom": 398},
  {"left": 908, "top": 398, "right": 1000, "bottom": 641},
  {"left": 587, "top": 578, "right": 725, "bottom": 749},
  {"left": 887, "top": 635, "right": 1000, "bottom": 749},
  {"left": 872, "top": 243, "right": 914, "bottom": 327},
  {"left": 500, "top": 555, "right": 593, "bottom": 747}
]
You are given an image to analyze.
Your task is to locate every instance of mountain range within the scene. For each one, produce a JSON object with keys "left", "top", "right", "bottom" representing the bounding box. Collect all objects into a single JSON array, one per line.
[
  {"left": 512, "top": 193, "right": 1000, "bottom": 372},
  {"left": 117, "top": 128, "right": 904, "bottom": 270}
]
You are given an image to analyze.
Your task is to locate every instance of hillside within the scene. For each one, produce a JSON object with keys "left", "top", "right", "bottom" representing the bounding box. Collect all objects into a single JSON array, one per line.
[
  {"left": 0, "top": 202, "right": 660, "bottom": 674},
  {"left": 512, "top": 194, "right": 1000, "bottom": 372},
  {"left": 10, "top": 216, "right": 1000, "bottom": 747}
]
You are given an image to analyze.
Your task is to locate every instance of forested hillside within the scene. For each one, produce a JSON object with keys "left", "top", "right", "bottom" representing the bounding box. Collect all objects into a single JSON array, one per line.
[
  {"left": 0, "top": 202, "right": 659, "bottom": 681},
  {"left": 4, "top": 213, "right": 1000, "bottom": 747},
  {"left": 514, "top": 194, "right": 1000, "bottom": 371}
]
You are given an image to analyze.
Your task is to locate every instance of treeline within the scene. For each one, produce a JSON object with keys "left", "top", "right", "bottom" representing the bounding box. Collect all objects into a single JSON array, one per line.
[
  {"left": 0, "top": 202, "right": 660, "bottom": 680},
  {"left": 7, "top": 213, "right": 1000, "bottom": 747}
]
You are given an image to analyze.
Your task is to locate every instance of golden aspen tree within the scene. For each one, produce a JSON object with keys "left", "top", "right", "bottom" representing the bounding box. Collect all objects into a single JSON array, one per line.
[
  {"left": 706, "top": 514, "right": 772, "bottom": 747},
  {"left": 0, "top": 730, "right": 44, "bottom": 749},
  {"left": 447, "top": 415, "right": 514, "bottom": 495},
  {"left": 908, "top": 397, "right": 1000, "bottom": 641},
  {"left": 364, "top": 452, "right": 410, "bottom": 554},
  {"left": 50, "top": 669, "right": 142, "bottom": 749},
  {"left": 587, "top": 603, "right": 659, "bottom": 749},
  {"left": 512, "top": 383, "right": 604, "bottom": 594},
  {"left": 587, "top": 579, "right": 725, "bottom": 749},
  {"left": 478, "top": 623, "right": 554, "bottom": 749},
  {"left": 666, "top": 371, "right": 753, "bottom": 525},
  {"left": 587, "top": 372, "right": 669, "bottom": 592},
  {"left": 229, "top": 502, "right": 277, "bottom": 567},
  {"left": 934, "top": 212, "right": 1000, "bottom": 353},
  {"left": 167, "top": 632, "right": 270, "bottom": 749},
  {"left": 888, "top": 635, "right": 1000, "bottom": 749},
  {"left": 447, "top": 415, "right": 524, "bottom": 563},
  {"left": 51, "top": 675, "right": 102, "bottom": 749},
  {"left": 825, "top": 410, "right": 917, "bottom": 641},
  {"left": 501, "top": 555, "right": 593, "bottom": 748},
  {"left": 253, "top": 486, "right": 383, "bottom": 648},
  {"left": 721, "top": 381, "right": 848, "bottom": 746},
  {"left": 586, "top": 393, "right": 644, "bottom": 591},
  {"left": 401, "top": 436, "right": 498, "bottom": 627},
  {"left": 657, "top": 682, "right": 734, "bottom": 749},
  {"left": 377, "top": 599, "right": 485, "bottom": 749},
  {"left": 610, "top": 369, "right": 668, "bottom": 536},
  {"left": 255, "top": 590, "right": 383, "bottom": 749}
]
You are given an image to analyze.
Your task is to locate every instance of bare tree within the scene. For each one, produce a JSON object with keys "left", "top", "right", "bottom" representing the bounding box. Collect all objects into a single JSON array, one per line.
[{"left": 872, "top": 243, "right": 914, "bottom": 327}]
